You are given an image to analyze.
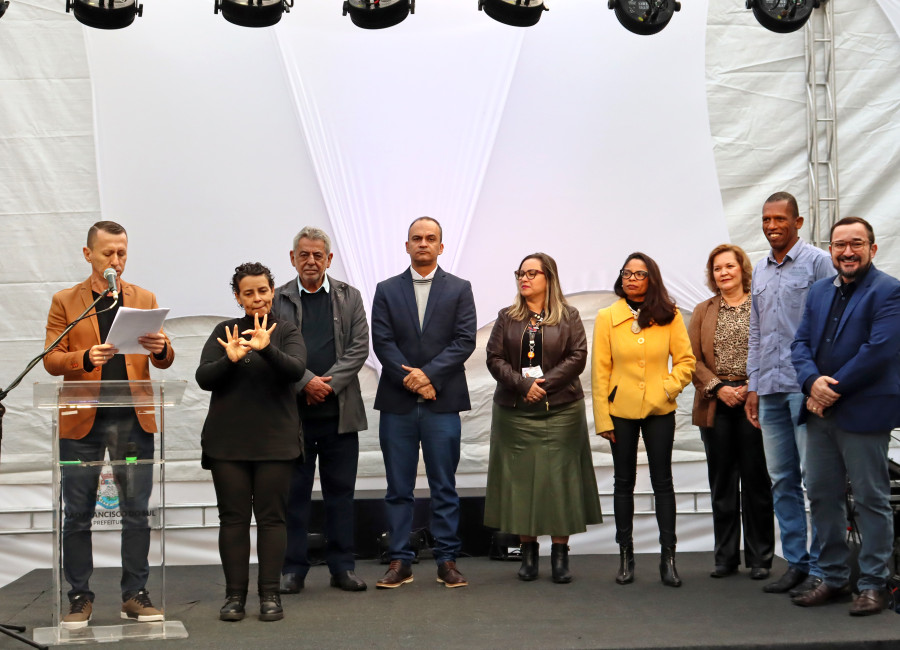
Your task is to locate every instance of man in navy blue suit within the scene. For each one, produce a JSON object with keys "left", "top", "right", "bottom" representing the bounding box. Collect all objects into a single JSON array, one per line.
[
  {"left": 791, "top": 216, "right": 900, "bottom": 615},
  {"left": 371, "top": 217, "right": 477, "bottom": 589}
]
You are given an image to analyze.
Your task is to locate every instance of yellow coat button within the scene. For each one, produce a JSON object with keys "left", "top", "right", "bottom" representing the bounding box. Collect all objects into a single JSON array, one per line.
[{"left": 637, "top": 337, "right": 645, "bottom": 344}]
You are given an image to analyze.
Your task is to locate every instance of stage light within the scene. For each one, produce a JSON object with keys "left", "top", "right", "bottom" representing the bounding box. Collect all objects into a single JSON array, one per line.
[
  {"left": 478, "top": 0, "right": 548, "bottom": 27},
  {"left": 342, "top": 0, "right": 413, "bottom": 29},
  {"left": 214, "top": 0, "right": 293, "bottom": 28},
  {"left": 65, "top": 0, "right": 143, "bottom": 29},
  {"left": 746, "top": 0, "right": 818, "bottom": 34},
  {"left": 608, "top": 0, "right": 680, "bottom": 36},
  {"left": 0, "top": 0, "right": 9, "bottom": 20}
]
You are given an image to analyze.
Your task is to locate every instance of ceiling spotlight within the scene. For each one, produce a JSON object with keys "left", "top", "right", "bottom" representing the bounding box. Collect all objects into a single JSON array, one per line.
[
  {"left": 65, "top": 0, "right": 143, "bottom": 29},
  {"left": 214, "top": 0, "right": 293, "bottom": 28},
  {"left": 342, "top": 0, "right": 413, "bottom": 29},
  {"left": 608, "top": 0, "right": 680, "bottom": 36},
  {"left": 0, "top": 0, "right": 9, "bottom": 20},
  {"left": 746, "top": 0, "right": 819, "bottom": 34},
  {"left": 478, "top": 0, "right": 548, "bottom": 27}
]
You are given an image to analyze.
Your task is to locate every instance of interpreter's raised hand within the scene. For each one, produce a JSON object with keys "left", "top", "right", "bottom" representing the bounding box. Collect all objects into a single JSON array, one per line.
[
  {"left": 242, "top": 312, "right": 276, "bottom": 351},
  {"left": 524, "top": 378, "right": 547, "bottom": 403},
  {"left": 138, "top": 331, "right": 167, "bottom": 355},
  {"left": 304, "top": 376, "right": 334, "bottom": 405},
  {"left": 217, "top": 324, "right": 250, "bottom": 363},
  {"left": 89, "top": 343, "right": 119, "bottom": 367}
]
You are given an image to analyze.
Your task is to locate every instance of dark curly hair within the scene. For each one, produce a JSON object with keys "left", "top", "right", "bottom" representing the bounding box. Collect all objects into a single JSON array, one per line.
[{"left": 231, "top": 262, "right": 274, "bottom": 294}]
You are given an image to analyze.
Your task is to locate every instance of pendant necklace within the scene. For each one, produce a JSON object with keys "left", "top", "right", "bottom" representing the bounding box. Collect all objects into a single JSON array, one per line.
[
  {"left": 526, "top": 310, "right": 544, "bottom": 364},
  {"left": 628, "top": 305, "right": 641, "bottom": 334}
]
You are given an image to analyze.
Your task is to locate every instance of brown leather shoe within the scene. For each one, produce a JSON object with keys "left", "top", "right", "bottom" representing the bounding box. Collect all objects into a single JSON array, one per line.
[
  {"left": 376, "top": 560, "right": 413, "bottom": 589},
  {"left": 436, "top": 561, "right": 468, "bottom": 588},
  {"left": 791, "top": 581, "right": 850, "bottom": 607},
  {"left": 849, "top": 589, "right": 886, "bottom": 616}
]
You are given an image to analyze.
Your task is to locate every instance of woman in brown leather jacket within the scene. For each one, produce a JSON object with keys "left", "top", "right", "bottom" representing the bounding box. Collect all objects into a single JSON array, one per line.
[{"left": 484, "top": 252, "right": 602, "bottom": 584}]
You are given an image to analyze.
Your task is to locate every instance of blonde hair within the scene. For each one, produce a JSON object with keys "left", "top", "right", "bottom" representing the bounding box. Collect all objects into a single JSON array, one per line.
[{"left": 506, "top": 252, "right": 570, "bottom": 326}]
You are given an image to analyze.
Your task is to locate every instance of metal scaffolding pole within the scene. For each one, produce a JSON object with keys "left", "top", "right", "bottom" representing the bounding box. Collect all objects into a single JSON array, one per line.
[{"left": 805, "top": 0, "right": 839, "bottom": 247}]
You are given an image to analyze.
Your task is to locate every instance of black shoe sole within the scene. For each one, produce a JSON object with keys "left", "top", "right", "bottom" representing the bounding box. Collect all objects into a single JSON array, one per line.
[
  {"left": 219, "top": 611, "right": 245, "bottom": 622},
  {"left": 259, "top": 611, "right": 284, "bottom": 622},
  {"left": 330, "top": 578, "right": 367, "bottom": 592}
]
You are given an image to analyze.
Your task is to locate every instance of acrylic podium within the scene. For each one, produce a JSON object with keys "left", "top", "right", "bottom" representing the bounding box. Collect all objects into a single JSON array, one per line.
[{"left": 32, "top": 380, "right": 188, "bottom": 645}]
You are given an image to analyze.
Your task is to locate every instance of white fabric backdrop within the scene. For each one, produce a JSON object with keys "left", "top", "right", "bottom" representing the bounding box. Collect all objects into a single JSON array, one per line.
[
  {"left": 1, "top": 0, "right": 900, "bottom": 588},
  {"left": 84, "top": 0, "right": 725, "bottom": 324}
]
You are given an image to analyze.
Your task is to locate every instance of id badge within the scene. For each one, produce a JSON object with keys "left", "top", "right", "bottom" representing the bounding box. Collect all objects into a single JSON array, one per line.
[{"left": 522, "top": 366, "right": 544, "bottom": 378}]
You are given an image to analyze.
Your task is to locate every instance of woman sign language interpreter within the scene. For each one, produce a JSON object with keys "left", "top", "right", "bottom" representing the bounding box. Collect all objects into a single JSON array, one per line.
[{"left": 197, "top": 262, "right": 306, "bottom": 625}]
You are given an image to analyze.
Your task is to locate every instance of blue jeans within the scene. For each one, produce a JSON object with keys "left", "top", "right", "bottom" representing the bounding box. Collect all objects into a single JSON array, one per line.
[
  {"left": 758, "top": 392, "right": 822, "bottom": 576},
  {"left": 379, "top": 407, "right": 461, "bottom": 564},
  {"left": 59, "top": 410, "right": 154, "bottom": 602},
  {"left": 283, "top": 420, "right": 359, "bottom": 577},
  {"left": 805, "top": 418, "right": 893, "bottom": 591}
]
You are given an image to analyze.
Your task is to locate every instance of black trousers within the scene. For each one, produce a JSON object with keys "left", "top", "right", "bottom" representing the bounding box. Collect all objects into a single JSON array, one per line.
[
  {"left": 609, "top": 413, "right": 676, "bottom": 547},
  {"left": 700, "top": 401, "right": 775, "bottom": 569},
  {"left": 283, "top": 419, "right": 359, "bottom": 576},
  {"left": 210, "top": 459, "right": 294, "bottom": 595}
]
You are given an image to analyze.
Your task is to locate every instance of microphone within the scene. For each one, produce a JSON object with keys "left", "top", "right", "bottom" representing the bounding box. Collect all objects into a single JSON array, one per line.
[{"left": 103, "top": 268, "right": 118, "bottom": 299}]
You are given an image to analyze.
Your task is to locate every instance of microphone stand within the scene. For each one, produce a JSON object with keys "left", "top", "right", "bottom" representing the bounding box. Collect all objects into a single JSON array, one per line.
[{"left": 0, "top": 290, "right": 116, "bottom": 650}]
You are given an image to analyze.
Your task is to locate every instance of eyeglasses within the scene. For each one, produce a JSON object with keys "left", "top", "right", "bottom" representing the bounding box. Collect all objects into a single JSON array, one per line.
[
  {"left": 830, "top": 239, "right": 869, "bottom": 253},
  {"left": 514, "top": 269, "right": 545, "bottom": 281},
  {"left": 620, "top": 269, "right": 649, "bottom": 280}
]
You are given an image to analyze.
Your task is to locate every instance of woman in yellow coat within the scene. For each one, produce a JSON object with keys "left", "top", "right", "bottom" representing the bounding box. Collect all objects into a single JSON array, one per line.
[{"left": 592, "top": 252, "right": 695, "bottom": 587}]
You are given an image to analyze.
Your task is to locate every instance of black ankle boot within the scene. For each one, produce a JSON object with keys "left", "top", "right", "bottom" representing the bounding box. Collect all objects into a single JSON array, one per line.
[
  {"left": 219, "top": 592, "right": 246, "bottom": 622},
  {"left": 616, "top": 543, "right": 635, "bottom": 585},
  {"left": 550, "top": 543, "right": 572, "bottom": 584},
  {"left": 659, "top": 546, "right": 682, "bottom": 587},
  {"left": 517, "top": 541, "right": 539, "bottom": 581},
  {"left": 259, "top": 592, "right": 283, "bottom": 621}
]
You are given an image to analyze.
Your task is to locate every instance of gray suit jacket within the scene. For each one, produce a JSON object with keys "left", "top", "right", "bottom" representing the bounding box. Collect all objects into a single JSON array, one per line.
[{"left": 273, "top": 275, "right": 369, "bottom": 433}]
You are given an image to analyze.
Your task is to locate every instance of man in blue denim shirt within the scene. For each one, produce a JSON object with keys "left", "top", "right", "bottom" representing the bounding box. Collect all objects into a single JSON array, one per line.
[{"left": 745, "top": 192, "right": 833, "bottom": 595}]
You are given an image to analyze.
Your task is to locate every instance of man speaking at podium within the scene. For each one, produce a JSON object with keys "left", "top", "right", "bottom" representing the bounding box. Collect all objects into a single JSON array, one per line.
[{"left": 43, "top": 221, "right": 174, "bottom": 629}]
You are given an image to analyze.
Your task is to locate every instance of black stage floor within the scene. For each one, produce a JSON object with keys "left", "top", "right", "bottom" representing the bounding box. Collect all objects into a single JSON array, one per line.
[{"left": 0, "top": 554, "right": 897, "bottom": 649}]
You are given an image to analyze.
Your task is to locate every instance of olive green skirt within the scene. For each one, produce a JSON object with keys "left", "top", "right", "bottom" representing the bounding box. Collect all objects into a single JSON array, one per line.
[{"left": 484, "top": 399, "right": 602, "bottom": 537}]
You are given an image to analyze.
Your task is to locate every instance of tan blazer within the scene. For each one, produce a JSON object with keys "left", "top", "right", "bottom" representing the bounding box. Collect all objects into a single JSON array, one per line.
[
  {"left": 43, "top": 278, "right": 174, "bottom": 439},
  {"left": 591, "top": 298, "right": 695, "bottom": 433}
]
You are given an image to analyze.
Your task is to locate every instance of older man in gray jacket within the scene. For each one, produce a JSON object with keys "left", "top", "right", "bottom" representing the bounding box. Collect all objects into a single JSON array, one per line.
[{"left": 274, "top": 226, "right": 370, "bottom": 593}]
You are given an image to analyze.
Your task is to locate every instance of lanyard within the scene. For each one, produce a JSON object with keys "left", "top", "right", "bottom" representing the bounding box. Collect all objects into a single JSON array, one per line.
[{"left": 526, "top": 311, "right": 544, "bottom": 366}]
